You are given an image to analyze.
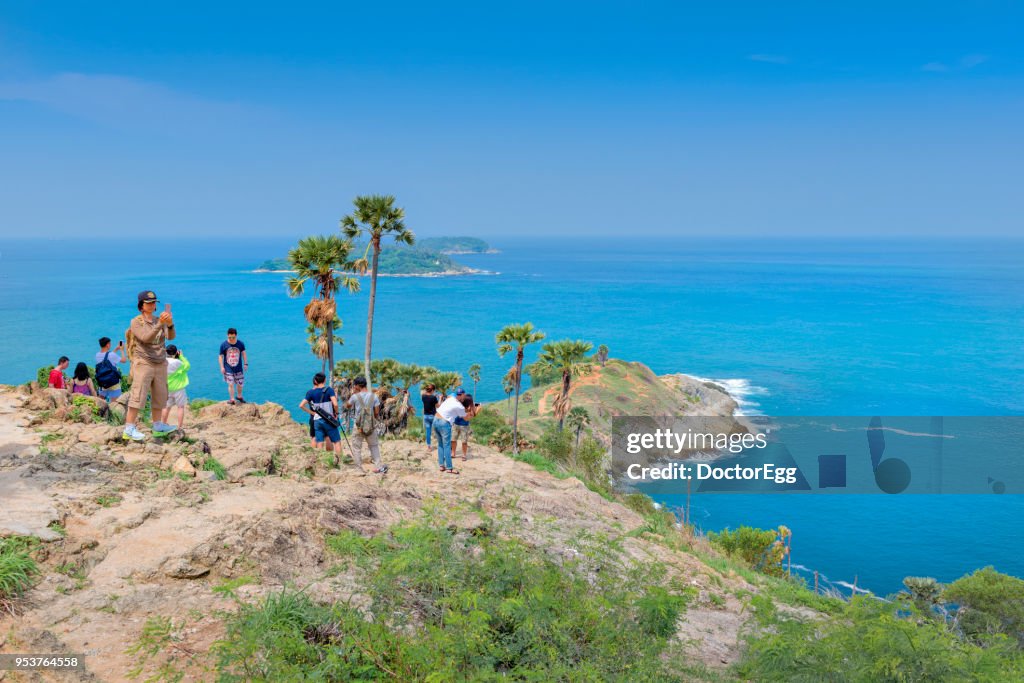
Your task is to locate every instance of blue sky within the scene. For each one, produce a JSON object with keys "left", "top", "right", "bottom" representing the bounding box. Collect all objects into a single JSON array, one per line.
[{"left": 1, "top": 2, "right": 1022, "bottom": 239}]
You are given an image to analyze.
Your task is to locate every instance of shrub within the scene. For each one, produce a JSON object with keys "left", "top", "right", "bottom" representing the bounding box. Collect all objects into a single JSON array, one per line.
[
  {"left": 488, "top": 426, "right": 530, "bottom": 453},
  {"left": 36, "top": 365, "right": 54, "bottom": 388},
  {"left": 739, "top": 595, "right": 1024, "bottom": 681},
  {"left": 0, "top": 537, "right": 39, "bottom": 614},
  {"left": 467, "top": 406, "right": 505, "bottom": 444},
  {"left": 944, "top": 566, "right": 1024, "bottom": 646},
  {"left": 536, "top": 424, "right": 573, "bottom": 465},
  {"left": 708, "top": 525, "right": 788, "bottom": 578},
  {"left": 215, "top": 515, "right": 689, "bottom": 681}
]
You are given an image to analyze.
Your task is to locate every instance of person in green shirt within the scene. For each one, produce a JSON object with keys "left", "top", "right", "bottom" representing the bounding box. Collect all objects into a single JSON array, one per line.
[{"left": 161, "top": 344, "right": 190, "bottom": 431}]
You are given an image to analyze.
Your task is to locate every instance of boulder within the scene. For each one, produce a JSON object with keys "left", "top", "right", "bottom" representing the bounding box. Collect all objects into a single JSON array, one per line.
[{"left": 172, "top": 455, "right": 196, "bottom": 477}]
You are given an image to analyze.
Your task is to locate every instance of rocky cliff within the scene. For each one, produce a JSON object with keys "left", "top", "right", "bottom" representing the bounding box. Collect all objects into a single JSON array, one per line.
[{"left": 0, "top": 382, "right": 803, "bottom": 681}]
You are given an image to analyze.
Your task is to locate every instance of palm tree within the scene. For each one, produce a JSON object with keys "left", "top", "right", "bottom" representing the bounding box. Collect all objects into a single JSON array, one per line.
[
  {"left": 496, "top": 322, "right": 546, "bottom": 455},
  {"left": 333, "top": 359, "right": 364, "bottom": 381},
  {"left": 501, "top": 368, "right": 516, "bottom": 408},
  {"left": 395, "top": 363, "right": 426, "bottom": 393},
  {"left": 306, "top": 317, "right": 343, "bottom": 374},
  {"left": 468, "top": 363, "right": 482, "bottom": 398},
  {"left": 370, "top": 358, "right": 402, "bottom": 391},
  {"left": 340, "top": 195, "right": 415, "bottom": 384},
  {"left": 286, "top": 235, "right": 360, "bottom": 378},
  {"left": 432, "top": 371, "right": 462, "bottom": 397},
  {"left": 536, "top": 339, "right": 593, "bottom": 431},
  {"left": 566, "top": 406, "right": 590, "bottom": 452}
]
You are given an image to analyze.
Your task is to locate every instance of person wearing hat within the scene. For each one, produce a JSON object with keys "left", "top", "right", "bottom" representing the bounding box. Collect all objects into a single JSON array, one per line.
[{"left": 122, "top": 290, "right": 177, "bottom": 441}]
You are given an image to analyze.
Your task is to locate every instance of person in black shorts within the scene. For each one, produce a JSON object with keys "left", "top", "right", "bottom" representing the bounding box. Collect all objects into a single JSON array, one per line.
[{"left": 421, "top": 383, "right": 439, "bottom": 453}]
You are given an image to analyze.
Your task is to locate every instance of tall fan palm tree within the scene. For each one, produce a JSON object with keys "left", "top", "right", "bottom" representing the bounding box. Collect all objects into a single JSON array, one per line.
[
  {"left": 340, "top": 195, "right": 415, "bottom": 383},
  {"left": 468, "top": 363, "right": 482, "bottom": 398},
  {"left": 536, "top": 339, "right": 593, "bottom": 431},
  {"left": 286, "top": 235, "right": 359, "bottom": 378},
  {"left": 496, "top": 322, "right": 546, "bottom": 455},
  {"left": 502, "top": 368, "right": 516, "bottom": 408}
]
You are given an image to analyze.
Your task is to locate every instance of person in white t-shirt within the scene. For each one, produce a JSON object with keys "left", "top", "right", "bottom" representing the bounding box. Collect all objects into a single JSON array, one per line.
[
  {"left": 432, "top": 393, "right": 477, "bottom": 474},
  {"left": 344, "top": 376, "right": 388, "bottom": 474}
]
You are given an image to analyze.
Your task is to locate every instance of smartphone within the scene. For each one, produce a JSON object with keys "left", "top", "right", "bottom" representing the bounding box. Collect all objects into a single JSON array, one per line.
[{"left": 164, "top": 303, "right": 172, "bottom": 313}]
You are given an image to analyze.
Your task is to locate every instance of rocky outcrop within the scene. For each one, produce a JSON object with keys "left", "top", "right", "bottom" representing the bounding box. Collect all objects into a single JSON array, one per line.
[{"left": 0, "top": 383, "right": 765, "bottom": 682}]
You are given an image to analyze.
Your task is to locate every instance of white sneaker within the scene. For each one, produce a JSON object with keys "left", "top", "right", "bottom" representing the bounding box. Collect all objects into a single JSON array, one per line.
[{"left": 122, "top": 425, "right": 146, "bottom": 442}]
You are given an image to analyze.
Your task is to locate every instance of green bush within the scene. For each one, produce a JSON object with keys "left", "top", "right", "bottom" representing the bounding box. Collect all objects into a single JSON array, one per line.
[
  {"left": 708, "top": 525, "right": 788, "bottom": 578},
  {"left": 468, "top": 406, "right": 505, "bottom": 444},
  {"left": 36, "top": 365, "right": 54, "bottom": 388},
  {"left": 536, "top": 424, "right": 573, "bottom": 465},
  {"left": 739, "top": 594, "right": 1024, "bottom": 681},
  {"left": 215, "top": 515, "right": 690, "bottom": 681},
  {"left": 944, "top": 567, "right": 1024, "bottom": 647},
  {"left": 0, "top": 537, "right": 39, "bottom": 611}
]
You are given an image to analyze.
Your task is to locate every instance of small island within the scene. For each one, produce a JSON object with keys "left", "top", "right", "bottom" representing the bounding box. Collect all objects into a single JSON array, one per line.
[
  {"left": 255, "top": 237, "right": 497, "bottom": 276},
  {"left": 417, "top": 236, "right": 499, "bottom": 254}
]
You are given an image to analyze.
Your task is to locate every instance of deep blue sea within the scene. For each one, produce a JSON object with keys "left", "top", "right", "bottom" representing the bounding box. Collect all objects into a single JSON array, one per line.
[{"left": 1, "top": 236, "right": 1022, "bottom": 596}]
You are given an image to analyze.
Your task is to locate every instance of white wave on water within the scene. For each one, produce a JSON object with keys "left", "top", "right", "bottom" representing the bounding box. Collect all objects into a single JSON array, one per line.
[
  {"left": 690, "top": 376, "right": 770, "bottom": 416},
  {"left": 790, "top": 563, "right": 875, "bottom": 596}
]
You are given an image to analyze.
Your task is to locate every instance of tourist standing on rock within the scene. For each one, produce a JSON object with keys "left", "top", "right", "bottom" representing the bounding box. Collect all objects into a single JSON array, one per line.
[
  {"left": 162, "top": 345, "right": 190, "bottom": 431},
  {"left": 122, "top": 290, "right": 177, "bottom": 442},
  {"left": 70, "top": 362, "right": 98, "bottom": 397},
  {"left": 95, "top": 337, "right": 126, "bottom": 401},
  {"left": 451, "top": 389, "right": 477, "bottom": 461},
  {"left": 420, "top": 383, "right": 438, "bottom": 453},
  {"left": 219, "top": 328, "right": 248, "bottom": 405},
  {"left": 345, "top": 376, "right": 388, "bottom": 475},
  {"left": 433, "top": 393, "right": 476, "bottom": 474},
  {"left": 299, "top": 372, "right": 342, "bottom": 461},
  {"left": 48, "top": 356, "right": 69, "bottom": 390}
]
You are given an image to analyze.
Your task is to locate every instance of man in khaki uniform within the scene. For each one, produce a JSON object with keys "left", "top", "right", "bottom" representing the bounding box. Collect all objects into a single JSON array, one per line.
[{"left": 122, "top": 290, "right": 177, "bottom": 441}]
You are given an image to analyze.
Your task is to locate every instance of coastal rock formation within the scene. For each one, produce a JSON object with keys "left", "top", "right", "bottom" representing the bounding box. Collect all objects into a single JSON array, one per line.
[{"left": 0, "top": 382, "right": 786, "bottom": 681}]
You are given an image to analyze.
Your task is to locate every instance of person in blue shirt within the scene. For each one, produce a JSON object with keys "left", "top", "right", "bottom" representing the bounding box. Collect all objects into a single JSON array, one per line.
[
  {"left": 299, "top": 372, "right": 341, "bottom": 462},
  {"left": 219, "top": 327, "right": 248, "bottom": 405}
]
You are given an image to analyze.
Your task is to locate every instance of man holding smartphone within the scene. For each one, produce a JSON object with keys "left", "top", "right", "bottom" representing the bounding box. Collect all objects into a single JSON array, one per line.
[{"left": 122, "top": 290, "right": 177, "bottom": 441}]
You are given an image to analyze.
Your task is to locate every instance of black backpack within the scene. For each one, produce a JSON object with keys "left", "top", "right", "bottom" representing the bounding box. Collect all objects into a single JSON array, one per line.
[{"left": 95, "top": 353, "right": 122, "bottom": 389}]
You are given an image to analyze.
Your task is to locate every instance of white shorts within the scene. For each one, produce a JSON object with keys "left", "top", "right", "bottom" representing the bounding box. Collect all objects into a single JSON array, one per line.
[{"left": 166, "top": 389, "right": 189, "bottom": 408}]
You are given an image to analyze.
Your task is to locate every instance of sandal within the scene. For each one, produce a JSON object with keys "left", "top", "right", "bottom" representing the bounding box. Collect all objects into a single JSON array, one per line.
[
  {"left": 373, "top": 465, "right": 389, "bottom": 474},
  {"left": 444, "top": 468, "right": 460, "bottom": 475},
  {"left": 228, "top": 400, "right": 236, "bottom": 405}
]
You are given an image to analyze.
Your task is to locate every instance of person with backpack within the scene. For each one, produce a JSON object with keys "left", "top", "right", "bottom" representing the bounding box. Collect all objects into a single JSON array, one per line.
[
  {"left": 161, "top": 345, "right": 190, "bottom": 431},
  {"left": 344, "top": 376, "right": 388, "bottom": 474},
  {"left": 299, "top": 372, "right": 343, "bottom": 462},
  {"left": 95, "top": 337, "right": 126, "bottom": 401}
]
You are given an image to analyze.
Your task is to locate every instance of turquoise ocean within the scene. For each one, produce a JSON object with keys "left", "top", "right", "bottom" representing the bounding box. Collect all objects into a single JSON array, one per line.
[{"left": 1, "top": 236, "right": 1021, "bottom": 595}]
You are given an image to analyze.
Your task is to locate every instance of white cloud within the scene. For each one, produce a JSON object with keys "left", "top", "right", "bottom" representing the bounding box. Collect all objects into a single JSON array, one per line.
[
  {"left": 921, "top": 54, "right": 989, "bottom": 73},
  {"left": 921, "top": 62, "right": 949, "bottom": 72},
  {"left": 747, "top": 54, "right": 790, "bottom": 65}
]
